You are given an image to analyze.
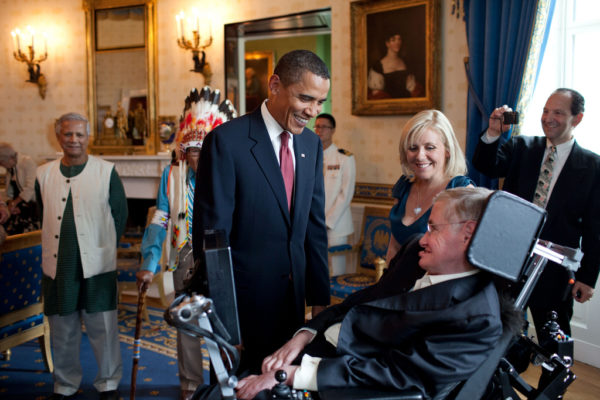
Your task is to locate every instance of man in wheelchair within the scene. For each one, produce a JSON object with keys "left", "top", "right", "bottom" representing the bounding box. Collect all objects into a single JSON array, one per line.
[{"left": 235, "top": 187, "right": 523, "bottom": 400}]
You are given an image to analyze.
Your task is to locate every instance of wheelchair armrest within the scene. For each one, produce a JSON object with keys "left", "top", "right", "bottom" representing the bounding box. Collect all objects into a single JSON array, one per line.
[{"left": 319, "top": 388, "right": 423, "bottom": 400}]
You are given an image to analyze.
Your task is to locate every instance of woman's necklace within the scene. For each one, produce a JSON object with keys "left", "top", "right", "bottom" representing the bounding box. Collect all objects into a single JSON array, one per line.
[{"left": 413, "top": 183, "right": 422, "bottom": 215}]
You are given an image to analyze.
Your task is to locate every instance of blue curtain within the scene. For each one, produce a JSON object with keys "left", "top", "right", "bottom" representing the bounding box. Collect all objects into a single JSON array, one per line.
[{"left": 463, "top": 0, "right": 556, "bottom": 187}]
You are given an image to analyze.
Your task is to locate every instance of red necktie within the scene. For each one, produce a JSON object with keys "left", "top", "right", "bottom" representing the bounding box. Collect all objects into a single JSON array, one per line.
[{"left": 280, "top": 132, "right": 294, "bottom": 210}]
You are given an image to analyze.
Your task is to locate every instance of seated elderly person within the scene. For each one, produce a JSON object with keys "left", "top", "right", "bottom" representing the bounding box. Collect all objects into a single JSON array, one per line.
[
  {"left": 0, "top": 195, "right": 7, "bottom": 245},
  {"left": 0, "top": 194, "right": 9, "bottom": 224},
  {"left": 0, "top": 142, "right": 40, "bottom": 234},
  {"left": 236, "top": 187, "right": 515, "bottom": 400}
]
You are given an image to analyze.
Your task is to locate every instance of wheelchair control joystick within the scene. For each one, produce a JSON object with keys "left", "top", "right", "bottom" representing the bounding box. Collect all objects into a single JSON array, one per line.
[
  {"left": 539, "top": 311, "right": 573, "bottom": 362},
  {"left": 271, "top": 370, "right": 292, "bottom": 398},
  {"left": 269, "top": 370, "right": 313, "bottom": 399},
  {"left": 544, "top": 311, "right": 560, "bottom": 331}
]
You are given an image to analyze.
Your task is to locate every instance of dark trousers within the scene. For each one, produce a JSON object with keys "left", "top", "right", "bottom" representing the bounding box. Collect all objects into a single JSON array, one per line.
[{"left": 239, "top": 280, "right": 299, "bottom": 375}]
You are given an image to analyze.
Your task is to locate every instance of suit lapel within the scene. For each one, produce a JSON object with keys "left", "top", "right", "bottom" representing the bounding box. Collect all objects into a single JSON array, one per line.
[
  {"left": 364, "top": 274, "right": 481, "bottom": 312},
  {"left": 248, "top": 110, "right": 291, "bottom": 225},
  {"left": 522, "top": 137, "right": 547, "bottom": 199},
  {"left": 291, "top": 131, "right": 310, "bottom": 226},
  {"left": 546, "top": 141, "right": 586, "bottom": 210}
]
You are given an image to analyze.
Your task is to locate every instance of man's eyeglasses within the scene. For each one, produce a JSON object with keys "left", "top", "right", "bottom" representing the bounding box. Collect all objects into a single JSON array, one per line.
[
  {"left": 314, "top": 125, "right": 333, "bottom": 131},
  {"left": 426, "top": 221, "right": 469, "bottom": 233}
]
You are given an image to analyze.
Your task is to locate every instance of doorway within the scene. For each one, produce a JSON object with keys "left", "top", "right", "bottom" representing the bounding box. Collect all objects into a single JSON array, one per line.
[{"left": 224, "top": 8, "right": 332, "bottom": 121}]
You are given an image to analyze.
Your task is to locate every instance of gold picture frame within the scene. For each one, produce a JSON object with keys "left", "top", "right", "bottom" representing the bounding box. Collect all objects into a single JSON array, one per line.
[
  {"left": 84, "top": 0, "right": 158, "bottom": 155},
  {"left": 351, "top": 0, "right": 440, "bottom": 115},
  {"left": 353, "top": 182, "right": 395, "bottom": 205}
]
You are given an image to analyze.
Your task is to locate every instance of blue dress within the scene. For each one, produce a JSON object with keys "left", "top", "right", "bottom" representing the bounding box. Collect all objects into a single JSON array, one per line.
[{"left": 389, "top": 175, "right": 474, "bottom": 245}]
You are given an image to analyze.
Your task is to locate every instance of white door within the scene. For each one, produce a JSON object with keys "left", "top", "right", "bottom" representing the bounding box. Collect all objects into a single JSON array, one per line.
[{"left": 572, "top": 292, "right": 600, "bottom": 367}]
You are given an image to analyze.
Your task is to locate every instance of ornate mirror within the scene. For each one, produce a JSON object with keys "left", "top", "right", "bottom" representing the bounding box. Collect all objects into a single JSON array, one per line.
[{"left": 83, "top": 0, "right": 157, "bottom": 155}]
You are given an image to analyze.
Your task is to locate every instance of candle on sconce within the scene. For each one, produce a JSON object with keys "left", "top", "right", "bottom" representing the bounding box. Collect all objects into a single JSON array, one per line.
[
  {"left": 11, "top": 31, "right": 18, "bottom": 53},
  {"left": 26, "top": 26, "right": 35, "bottom": 51},
  {"left": 193, "top": 8, "right": 200, "bottom": 36},
  {"left": 16, "top": 29, "right": 21, "bottom": 54},
  {"left": 204, "top": 11, "right": 213, "bottom": 40},
  {"left": 186, "top": 16, "right": 193, "bottom": 36},
  {"left": 179, "top": 11, "right": 186, "bottom": 41},
  {"left": 43, "top": 32, "right": 48, "bottom": 56}
]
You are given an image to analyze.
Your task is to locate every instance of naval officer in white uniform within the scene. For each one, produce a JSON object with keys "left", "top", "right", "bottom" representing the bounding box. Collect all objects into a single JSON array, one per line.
[{"left": 315, "top": 113, "right": 356, "bottom": 275}]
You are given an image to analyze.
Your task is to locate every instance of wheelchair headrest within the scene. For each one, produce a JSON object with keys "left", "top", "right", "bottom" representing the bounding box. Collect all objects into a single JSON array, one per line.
[{"left": 467, "top": 191, "right": 546, "bottom": 282}]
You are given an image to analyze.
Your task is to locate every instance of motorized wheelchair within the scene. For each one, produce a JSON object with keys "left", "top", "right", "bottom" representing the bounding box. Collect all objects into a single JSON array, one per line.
[{"left": 165, "top": 191, "right": 581, "bottom": 400}]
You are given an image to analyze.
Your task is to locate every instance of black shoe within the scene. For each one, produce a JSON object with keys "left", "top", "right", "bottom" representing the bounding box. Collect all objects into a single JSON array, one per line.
[
  {"left": 48, "top": 394, "right": 75, "bottom": 400},
  {"left": 99, "top": 390, "right": 120, "bottom": 400}
]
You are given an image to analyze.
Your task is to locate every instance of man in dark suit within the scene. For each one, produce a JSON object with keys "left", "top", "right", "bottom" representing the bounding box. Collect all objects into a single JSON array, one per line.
[
  {"left": 235, "top": 187, "right": 504, "bottom": 400},
  {"left": 472, "top": 88, "right": 600, "bottom": 337},
  {"left": 193, "top": 50, "right": 331, "bottom": 373}
]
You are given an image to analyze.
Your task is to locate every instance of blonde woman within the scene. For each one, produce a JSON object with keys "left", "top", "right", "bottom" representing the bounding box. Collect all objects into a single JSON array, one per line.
[{"left": 386, "top": 110, "right": 473, "bottom": 263}]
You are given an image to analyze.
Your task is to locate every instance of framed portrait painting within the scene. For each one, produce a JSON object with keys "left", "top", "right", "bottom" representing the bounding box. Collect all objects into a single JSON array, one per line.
[
  {"left": 244, "top": 51, "right": 274, "bottom": 113},
  {"left": 351, "top": 0, "right": 440, "bottom": 115}
]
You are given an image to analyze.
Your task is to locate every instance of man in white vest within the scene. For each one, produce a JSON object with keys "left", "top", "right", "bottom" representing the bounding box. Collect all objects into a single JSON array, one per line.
[
  {"left": 36, "top": 112, "right": 128, "bottom": 400},
  {"left": 315, "top": 113, "right": 356, "bottom": 276}
]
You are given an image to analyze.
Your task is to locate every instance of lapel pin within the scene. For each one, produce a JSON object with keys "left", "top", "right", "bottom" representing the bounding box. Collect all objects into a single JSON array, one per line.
[{"left": 301, "top": 153, "right": 306, "bottom": 158}]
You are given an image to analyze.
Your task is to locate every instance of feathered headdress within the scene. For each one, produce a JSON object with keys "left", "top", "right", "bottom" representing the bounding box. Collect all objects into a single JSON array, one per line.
[
  {"left": 174, "top": 86, "right": 237, "bottom": 160},
  {"left": 165, "top": 87, "right": 237, "bottom": 270}
]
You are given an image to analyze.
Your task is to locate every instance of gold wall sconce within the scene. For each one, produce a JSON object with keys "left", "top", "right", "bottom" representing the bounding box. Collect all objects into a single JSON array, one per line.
[
  {"left": 11, "top": 26, "right": 48, "bottom": 99},
  {"left": 176, "top": 9, "right": 213, "bottom": 84}
]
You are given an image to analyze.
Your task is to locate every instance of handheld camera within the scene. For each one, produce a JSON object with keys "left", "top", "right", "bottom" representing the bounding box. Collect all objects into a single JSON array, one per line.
[{"left": 503, "top": 111, "right": 519, "bottom": 125}]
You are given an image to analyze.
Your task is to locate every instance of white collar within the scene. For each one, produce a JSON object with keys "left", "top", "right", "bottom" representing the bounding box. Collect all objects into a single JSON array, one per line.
[
  {"left": 261, "top": 100, "right": 293, "bottom": 144},
  {"left": 546, "top": 137, "right": 574, "bottom": 157},
  {"left": 412, "top": 270, "right": 479, "bottom": 291},
  {"left": 323, "top": 143, "right": 337, "bottom": 155}
]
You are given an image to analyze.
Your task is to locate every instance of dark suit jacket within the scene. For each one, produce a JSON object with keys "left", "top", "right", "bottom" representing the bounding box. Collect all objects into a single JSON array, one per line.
[
  {"left": 472, "top": 135, "right": 600, "bottom": 299},
  {"left": 193, "top": 108, "right": 330, "bottom": 367},
  {"left": 305, "top": 237, "right": 503, "bottom": 398}
]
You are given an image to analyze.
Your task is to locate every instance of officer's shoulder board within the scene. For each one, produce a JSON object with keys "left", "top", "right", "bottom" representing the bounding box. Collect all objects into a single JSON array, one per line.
[{"left": 338, "top": 148, "right": 353, "bottom": 156}]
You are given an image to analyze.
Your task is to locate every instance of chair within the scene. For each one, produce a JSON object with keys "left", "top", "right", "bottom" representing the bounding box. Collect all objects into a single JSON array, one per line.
[
  {"left": 320, "top": 191, "right": 579, "bottom": 400},
  {"left": 329, "top": 206, "right": 391, "bottom": 303},
  {"left": 0, "top": 230, "right": 53, "bottom": 372}
]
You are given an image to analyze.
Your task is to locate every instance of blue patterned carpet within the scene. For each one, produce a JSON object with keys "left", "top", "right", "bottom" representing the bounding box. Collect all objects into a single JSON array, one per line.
[{"left": 0, "top": 305, "right": 209, "bottom": 399}]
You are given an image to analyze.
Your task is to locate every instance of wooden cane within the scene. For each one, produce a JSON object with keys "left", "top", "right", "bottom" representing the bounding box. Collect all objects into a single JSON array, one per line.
[{"left": 130, "top": 281, "right": 148, "bottom": 400}]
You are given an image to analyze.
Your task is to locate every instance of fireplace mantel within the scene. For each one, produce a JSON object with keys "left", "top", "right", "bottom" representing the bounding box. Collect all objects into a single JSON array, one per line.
[
  {"left": 100, "top": 154, "right": 171, "bottom": 199},
  {"left": 44, "top": 153, "right": 171, "bottom": 199}
]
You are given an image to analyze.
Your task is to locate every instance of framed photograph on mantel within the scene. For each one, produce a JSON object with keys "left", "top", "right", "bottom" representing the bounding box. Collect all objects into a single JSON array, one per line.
[{"left": 351, "top": 0, "right": 440, "bottom": 115}]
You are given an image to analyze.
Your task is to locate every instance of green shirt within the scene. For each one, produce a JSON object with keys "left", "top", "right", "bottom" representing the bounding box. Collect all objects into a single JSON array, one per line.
[{"left": 36, "top": 161, "right": 128, "bottom": 315}]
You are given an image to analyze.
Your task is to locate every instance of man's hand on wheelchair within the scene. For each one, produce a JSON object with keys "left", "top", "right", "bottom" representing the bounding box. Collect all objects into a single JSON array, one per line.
[
  {"left": 261, "top": 330, "right": 314, "bottom": 373},
  {"left": 572, "top": 281, "right": 594, "bottom": 303},
  {"left": 236, "top": 365, "right": 298, "bottom": 400}
]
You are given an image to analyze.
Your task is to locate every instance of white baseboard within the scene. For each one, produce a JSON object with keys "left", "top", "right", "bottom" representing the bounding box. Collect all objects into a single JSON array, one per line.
[{"left": 574, "top": 339, "right": 600, "bottom": 368}]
